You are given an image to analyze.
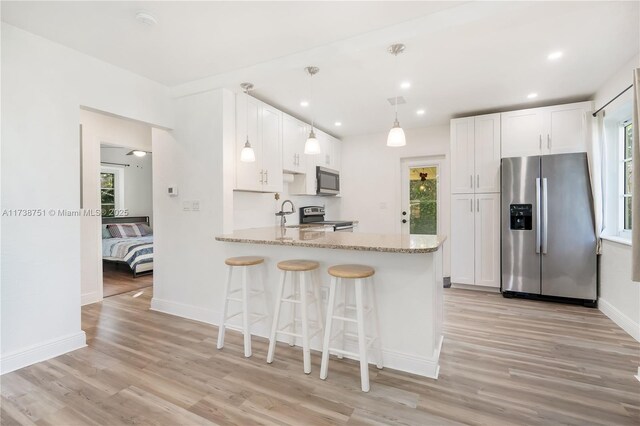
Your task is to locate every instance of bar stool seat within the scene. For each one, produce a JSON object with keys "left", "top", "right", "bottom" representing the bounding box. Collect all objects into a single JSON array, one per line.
[
  {"left": 225, "top": 256, "right": 265, "bottom": 266},
  {"left": 277, "top": 259, "right": 319, "bottom": 271},
  {"left": 321, "top": 263, "right": 382, "bottom": 392},
  {"left": 267, "top": 259, "right": 324, "bottom": 374},
  {"left": 328, "top": 264, "right": 374, "bottom": 279},
  {"left": 217, "top": 256, "right": 269, "bottom": 358}
]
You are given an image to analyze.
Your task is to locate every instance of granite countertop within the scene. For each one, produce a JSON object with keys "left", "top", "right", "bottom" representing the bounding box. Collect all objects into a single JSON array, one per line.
[{"left": 215, "top": 227, "right": 446, "bottom": 253}]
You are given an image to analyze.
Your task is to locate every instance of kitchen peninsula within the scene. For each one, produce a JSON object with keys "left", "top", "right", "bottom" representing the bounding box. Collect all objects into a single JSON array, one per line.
[{"left": 216, "top": 227, "right": 446, "bottom": 378}]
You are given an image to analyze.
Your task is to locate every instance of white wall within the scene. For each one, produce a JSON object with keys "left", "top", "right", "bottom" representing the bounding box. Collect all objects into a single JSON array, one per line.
[
  {"left": 0, "top": 23, "right": 172, "bottom": 374},
  {"left": 99, "top": 147, "right": 153, "bottom": 220},
  {"left": 593, "top": 53, "right": 639, "bottom": 341},
  {"left": 340, "top": 125, "right": 451, "bottom": 277},
  {"left": 150, "top": 88, "right": 236, "bottom": 323}
]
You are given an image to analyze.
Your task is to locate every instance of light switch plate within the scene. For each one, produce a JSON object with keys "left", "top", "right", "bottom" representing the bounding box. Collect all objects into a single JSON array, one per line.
[{"left": 192, "top": 201, "right": 200, "bottom": 211}]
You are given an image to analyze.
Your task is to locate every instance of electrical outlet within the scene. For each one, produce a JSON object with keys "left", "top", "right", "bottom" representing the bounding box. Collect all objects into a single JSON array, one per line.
[{"left": 192, "top": 201, "right": 200, "bottom": 211}]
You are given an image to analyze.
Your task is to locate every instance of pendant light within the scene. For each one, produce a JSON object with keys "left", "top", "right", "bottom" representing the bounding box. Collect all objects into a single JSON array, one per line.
[
  {"left": 387, "top": 43, "right": 406, "bottom": 147},
  {"left": 239, "top": 82, "right": 256, "bottom": 162},
  {"left": 304, "top": 66, "right": 321, "bottom": 155}
]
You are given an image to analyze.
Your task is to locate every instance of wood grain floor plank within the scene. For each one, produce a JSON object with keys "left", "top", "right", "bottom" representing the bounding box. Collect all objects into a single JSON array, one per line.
[{"left": 1, "top": 287, "right": 638, "bottom": 425}]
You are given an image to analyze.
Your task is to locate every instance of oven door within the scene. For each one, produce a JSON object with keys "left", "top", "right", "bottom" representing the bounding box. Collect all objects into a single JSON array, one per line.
[{"left": 316, "top": 166, "right": 340, "bottom": 195}]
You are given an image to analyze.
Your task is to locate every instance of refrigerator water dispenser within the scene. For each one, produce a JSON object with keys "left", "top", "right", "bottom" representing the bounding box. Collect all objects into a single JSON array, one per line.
[{"left": 510, "top": 204, "right": 532, "bottom": 230}]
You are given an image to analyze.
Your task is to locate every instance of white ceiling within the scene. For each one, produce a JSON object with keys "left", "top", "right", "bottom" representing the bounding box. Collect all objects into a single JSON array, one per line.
[{"left": 3, "top": 1, "right": 639, "bottom": 137}]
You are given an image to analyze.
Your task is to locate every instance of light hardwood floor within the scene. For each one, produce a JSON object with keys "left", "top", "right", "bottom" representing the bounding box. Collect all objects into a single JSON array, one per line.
[
  {"left": 1, "top": 288, "right": 638, "bottom": 425},
  {"left": 103, "top": 261, "right": 152, "bottom": 298}
]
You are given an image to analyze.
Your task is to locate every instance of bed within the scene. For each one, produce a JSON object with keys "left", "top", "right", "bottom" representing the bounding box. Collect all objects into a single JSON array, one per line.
[{"left": 102, "top": 216, "right": 153, "bottom": 277}]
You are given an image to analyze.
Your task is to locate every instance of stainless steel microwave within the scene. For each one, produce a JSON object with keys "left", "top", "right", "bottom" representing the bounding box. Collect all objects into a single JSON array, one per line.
[{"left": 316, "top": 166, "right": 340, "bottom": 195}]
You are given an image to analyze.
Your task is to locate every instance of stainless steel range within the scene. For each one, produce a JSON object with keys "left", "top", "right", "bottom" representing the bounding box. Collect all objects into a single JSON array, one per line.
[{"left": 299, "top": 206, "right": 354, "bottom": 231}]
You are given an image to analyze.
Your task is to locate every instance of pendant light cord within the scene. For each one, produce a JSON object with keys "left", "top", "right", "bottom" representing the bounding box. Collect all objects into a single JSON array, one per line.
[
  {"left": 309, "top": 72, "right": 314, "bottom": 131},
  {"left": 394, "top": 51, "right": 399, "bottom": 121},
  {"left": 245, "top": 87, "right": 249, "bottom": 142}
]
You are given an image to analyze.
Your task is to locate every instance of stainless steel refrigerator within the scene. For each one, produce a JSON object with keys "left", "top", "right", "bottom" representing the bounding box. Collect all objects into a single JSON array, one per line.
[{"left": 501, "top": 153, "right": 597, "bottom": 303}]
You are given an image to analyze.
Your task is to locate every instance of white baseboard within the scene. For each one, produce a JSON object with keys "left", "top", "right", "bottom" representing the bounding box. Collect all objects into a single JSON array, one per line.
[
  {"left": 1, "top": 331, "right": 87, "bottom": 375},
  {"left": 81, "top": 291, "right": 101, "bottom": 306},
  {"left": 598, "top": 298, "right": 640, "bottom": 342},
  {"left": 151, "top": 297, "right": 442, "bottom": 379},
  {"left": 451, "top": 283, "right": 501, "bottom": 293}
]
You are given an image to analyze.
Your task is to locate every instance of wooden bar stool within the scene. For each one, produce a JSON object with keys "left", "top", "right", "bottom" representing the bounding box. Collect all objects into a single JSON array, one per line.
[
  {"left": 217, "top": 256, "right": 269, "bottom": 358},
  {"left": 267, "top": 259, "right": 324, "bottom": 374},
  {"left": 320, "top": 264, "right": 383, "bottom": 392}
]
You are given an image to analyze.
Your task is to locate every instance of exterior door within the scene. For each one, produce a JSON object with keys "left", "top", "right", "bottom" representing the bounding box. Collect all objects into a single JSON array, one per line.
[
  {"left": 401, "top": 162, "right": 440, "bottom": 236},
  {"left": 540, "top": 153, "right": 596, "bottom": 299},
  {"left": 474, "top": 193, "right": 501, "bottom": 288},
  {"left": 451, "top": 193, "right": 475, "bottom": 285},
  {"left": 501, "top": 156, "right": 541, "bottom": 294}
]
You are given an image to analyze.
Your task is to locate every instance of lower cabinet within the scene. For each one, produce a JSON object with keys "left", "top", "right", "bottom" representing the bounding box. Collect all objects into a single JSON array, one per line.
[{"left": 451, "top": 192, "right": 500, "bottom": 288}]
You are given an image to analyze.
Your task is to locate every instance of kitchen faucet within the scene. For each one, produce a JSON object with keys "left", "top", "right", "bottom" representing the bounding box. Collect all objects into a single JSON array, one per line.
[{"left": 276, "top": 199, "right": 296, "bottom": 227}]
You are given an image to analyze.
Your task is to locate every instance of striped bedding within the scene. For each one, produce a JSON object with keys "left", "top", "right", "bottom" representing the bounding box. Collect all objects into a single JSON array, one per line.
[{"left": 102, "top": 235, "right": 153, "bottom": 270}]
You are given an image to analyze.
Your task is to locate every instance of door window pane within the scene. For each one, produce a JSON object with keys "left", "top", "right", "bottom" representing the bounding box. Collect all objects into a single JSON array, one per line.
[{"left": 409, "top": 166, "right": 438, "bottom": 235}]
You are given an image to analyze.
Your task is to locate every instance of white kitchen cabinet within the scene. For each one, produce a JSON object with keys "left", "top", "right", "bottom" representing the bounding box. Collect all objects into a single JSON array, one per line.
[
  {"left": 451, "top": 194, "right": 475, "bottom": 285},
  {"left": 282, "top": 113, "right": 307, "bottom": 173},
  {"left": 450, "top": 113, "right": 500, "bottom": 194},
  {"left": 451, "top": 193, "right": 500, "bottom": 288},
  {"left": 316, "top": 129, "right": 340, "bottom": 171},
  {"left": 474, "top": 113, "right": 501, "bottom": 193},
  {"left": 450, "top": 117, "right": 475, "bottom": 194},
  {"left": 501, "top": 101, "right": 592, "bottom": 158},
  {"left": 474, "top": 193, "right": 500, "bottom": 288},
  {"left": 235, "top": 94, "right": 283, "bottom": 192}
]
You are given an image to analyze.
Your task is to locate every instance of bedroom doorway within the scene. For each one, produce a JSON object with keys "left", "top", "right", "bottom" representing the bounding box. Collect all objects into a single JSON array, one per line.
[{"left": 80, "top": 108, "right": 154, "bottom": 303}]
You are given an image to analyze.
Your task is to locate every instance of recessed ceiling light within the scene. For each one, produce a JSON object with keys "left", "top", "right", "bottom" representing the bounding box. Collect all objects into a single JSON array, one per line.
[
  {"left": 416, "top": 109, "right": 425, "bottom": 115},
  {"left": 547, "top": 51, "right": 563, "bottom": 60},
  {"left": 527, "top": 92, "right": 538, "bottom": 99},
  {"left": 300, "top": 100, "right": 309, "bottom": 107},
  {"left": 334, "top": 122, "right": 342, "bottom": 126},
  {"left": 135, "top": 11, "right": 158, "bottom": 26},
  {"left": 400, "top": 81, "right": 411, "bottom": 89}
]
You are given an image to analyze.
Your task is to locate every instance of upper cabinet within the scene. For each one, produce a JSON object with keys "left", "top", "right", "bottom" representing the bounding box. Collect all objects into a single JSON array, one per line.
[
  {"left": 501, "top": 101, "right": 593, "bottom": 158},
  {"left": 450, "top": 113, "right": 500, "bottom": 194},
  {"left": 235, "top": 94, "right": 283, "bottom": 192},
  {"left": 282, "top": 113, "right": 307, "bottom": 174}
]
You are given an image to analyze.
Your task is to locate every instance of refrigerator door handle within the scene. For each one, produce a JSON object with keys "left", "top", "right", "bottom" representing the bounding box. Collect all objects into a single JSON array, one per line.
[
  {"left": 542, "top": 177, "right": 548, "bottom": 254},
  {"left": 536, "top": 178, "right": 541, "bottom": 254}
]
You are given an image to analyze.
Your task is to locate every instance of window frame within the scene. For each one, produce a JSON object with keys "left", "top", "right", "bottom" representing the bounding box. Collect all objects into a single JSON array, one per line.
[
  {"left": 618, "top": 119, "right": 632, "bottom": 238},
  {"left": 100, "top": 165, "right": 125, "bottom": 217}
]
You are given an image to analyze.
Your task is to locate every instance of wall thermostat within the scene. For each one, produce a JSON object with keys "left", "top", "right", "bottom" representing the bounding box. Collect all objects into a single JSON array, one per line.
[{"left": 168, "top": 186, "right": 178, "bottom": 197}]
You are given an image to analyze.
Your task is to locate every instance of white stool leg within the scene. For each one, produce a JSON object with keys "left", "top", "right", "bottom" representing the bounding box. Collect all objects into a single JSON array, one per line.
[
  {"left": 355, "top": 278, "right": 370, "bottom": 392},
  {"left": 300, "top": 272, "right": 311, "bottom": 374},
  {"left": 337, "top": 278, "right": 347, "bottom": 359},
  {"left": 267, "top": 270, "right": 287, "bottom": 364},
  {"left": 261, "top": 263, "right": 271, "bottom": 324},
  {"left": 320, "top": 276, "right": 337, "bottom": 380},
  {"left": 369, "top": 277, "right": 383, "bottom": 369},
  {"left": 312, "top": 270, "right": 324, "bottom": 336},
  {"left": 241, "top": 266, "right": 251, "bottom": 358},
  {"left": 289, "top": 272, "right": 298, "bottom": 346},
  {"left": 216, "top": 265, "right": 233, "bottom": 349}
]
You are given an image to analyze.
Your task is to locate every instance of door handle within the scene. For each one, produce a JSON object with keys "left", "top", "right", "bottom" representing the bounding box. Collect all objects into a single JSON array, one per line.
[
  {"left": 542, "top": 178, "right": 548, "bottom": 254},
  {"left": 470, "top": 199, "right": 473, "bottom": 212},
  {"left": 470, "top": 175, "right": 473, "bottom": 189},
  {"left": 476, "top": 174, "right": 479, "bottom": 188},
  {"left": 402, "top": 211, "right": 407, "bottom": 216},
  {"left": 547, "top": 134, "right": 551, "bottom": 150},
  {"left": 535, "top": 178, "right": 541, "bottom": 253},
  {"left": 477, "top": 199, "right": 479, "bottom": 212},
  {"left": 539, "top": 134, "right": 542, "bottom": 151},
  {"left": 402, "top": 219, "right": 407, "bottom": 224},
  {"left": 260, "top": 169, "right": 264, "bottom": 184},
  {"left": 265, "top": 169, "right": 269, "bottom": 185}
]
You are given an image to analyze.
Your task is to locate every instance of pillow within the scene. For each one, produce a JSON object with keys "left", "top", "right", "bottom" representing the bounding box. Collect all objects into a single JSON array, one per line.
[
  {"left": 138, "top": 223, "right": 153, "bottom": 236},
  {"left": 101, "top": 225, "right": 112, "bottom": 239},
  {"left": 107, "top": 223, "right": 143, "bottom": 238}
]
